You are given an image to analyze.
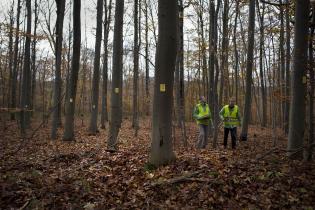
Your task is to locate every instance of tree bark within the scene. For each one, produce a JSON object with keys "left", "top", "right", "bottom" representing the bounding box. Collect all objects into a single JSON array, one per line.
[
  {"left": 10, "top": 0, "right": 21, "bottom": 120},
  {"left": 20, "top": 0, "right": 32, "bottom": 134},
  {"left": 219, "top": 0, "right": 229, "bottom": 107},
  {"left": 63, "top": 0, "right": 81, "bottom": 141},
  {"left": 284, "top": 3, "right": 291, "bottom": 134},
  {"left": 287, "top": 0, "right": 310, "bottom": 159},
  {"left": 279, "top": 2, "right": 286, "bottom": 131},
  {"left": 8, "top": 3, "right": 14, "bottom": 110},
  {"left": 306, "top": 3, "right": 315, "bottom": 161},
  {"left": 51, "top": 0, "right": 66, "bottom": 139},
  {"left": 149, "top": 0, "right": 177, "bottom": 166},
  {"left": 107, "top": 0, "right": 124, "bottom": 151},
  {"left": 257, "top": 1, "right": 267, "bottom": 127},
  {"left": 233, "top": 0, "right": 239, "bottom": 106},
  {"left": 132, "top": 0, "right": 140, "bottom": 136},
  {"left": 101, "top": 0, "right": 112, "bottom": 129},
  {"left": 145, "top": 0, "right": 150, "bottom": 115},
  {"left": 240, "top": 0, "right": 256, "bottom": 141},
  {"left": 89, "top": 0, "right": 104, "bottom": 134},
  {"left": 30, "top": 0, "right": 39, "bottom": 116}
]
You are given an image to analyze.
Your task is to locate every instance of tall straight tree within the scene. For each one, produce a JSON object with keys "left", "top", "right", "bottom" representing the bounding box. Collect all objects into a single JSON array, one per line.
[
  {"left": 279, "top": 2, "right": 286, "bottom": 130},
  {"left": 306, "top": 2, "right": 315, "bottom": 161},
  {"left": 175, "top": 0, "right": 187, "bottom": 146},
  {"left": 240, "top": 0, "right": 255, "bottom": 141},
  {"left": 10, "top": 0, "right": 21, "bottom": 120},
  {"left": 287, "top": 0, "right": 310, "bottom": 159},
  {"left": 284, "top": 3, "right": 291, "bottom": 134},
  {"left": 132, "top": 0, "right": 139, "bottom": 135},
  {"left": 89, "top": 0, "right": 104, "bottom": 134},
  {"left": 233, "top": 0, "right": 240, "bottom": 106},
  {"left": 107, "top": 0, "right": 124, "bottom": 151},
  {"left": 20, "top": 0, "right": 32, "bottom": 133},
  {"left": 219, "top": 0, "right": 229, "bottom": 106},
  {"left": 30, "top": 0, "right": 39, "bottom": 114},
  {"left": 144, "top": 0, "right": 150, "bottom": 115},
  {"left": 63, "top": 0, "right": 81, "bottom": 141},
  {"left": 257, "top": 1, "right": 267, "bottom": 127},
  {"left": 149, "top": 0, "right": 177, "bottom": 166},
  {"left": 51, "top": 0, "right": 66, "bottom": 139},
  {"left": 101, "top": 0, "right": 113, "bottom": 129},
  {"left": 7, "top": 2, "right": 14, "bottom": 110}
]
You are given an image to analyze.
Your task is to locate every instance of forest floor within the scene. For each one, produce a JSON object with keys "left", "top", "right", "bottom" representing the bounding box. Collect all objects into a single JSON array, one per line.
[{"left": 1, "top": 118, "right": 315, "bottom": 209}]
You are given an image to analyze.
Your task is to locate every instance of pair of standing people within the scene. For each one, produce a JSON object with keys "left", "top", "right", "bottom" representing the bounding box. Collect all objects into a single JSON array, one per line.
[{"left": 193, "top": 96, "right": 241, "bottom": 149}]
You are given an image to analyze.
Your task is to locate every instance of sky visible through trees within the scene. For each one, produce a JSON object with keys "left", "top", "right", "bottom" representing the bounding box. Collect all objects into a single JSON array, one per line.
[{"left": 0, "top": 0, "right": 315, "bottom": 209}]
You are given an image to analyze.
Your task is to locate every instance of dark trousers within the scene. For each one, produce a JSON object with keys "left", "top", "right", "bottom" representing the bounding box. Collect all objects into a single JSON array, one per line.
[{"left": 224, "top": 127, "right": 237, "bottom": 149}]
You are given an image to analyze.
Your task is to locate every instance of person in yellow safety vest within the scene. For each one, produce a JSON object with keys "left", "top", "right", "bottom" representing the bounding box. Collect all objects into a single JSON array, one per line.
[
  {"left": 193, "top": 96, "right": 213, "bottom": 149},
  {"left": 219, "top": 97, "right": 241, "bottom": 149}
]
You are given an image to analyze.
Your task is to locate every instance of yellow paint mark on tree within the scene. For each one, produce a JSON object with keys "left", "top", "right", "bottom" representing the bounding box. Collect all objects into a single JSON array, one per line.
[
  {"left": 160, "top": 84, "right": 166, "bottom": 92},
  {"left": 302, "top": 76, "right": 307, "bottom": 84}
]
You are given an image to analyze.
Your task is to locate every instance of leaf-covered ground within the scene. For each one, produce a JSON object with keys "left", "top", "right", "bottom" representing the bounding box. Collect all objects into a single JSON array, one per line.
[{"left": 1, "top": 119, "right": 315, "bottom": 209}]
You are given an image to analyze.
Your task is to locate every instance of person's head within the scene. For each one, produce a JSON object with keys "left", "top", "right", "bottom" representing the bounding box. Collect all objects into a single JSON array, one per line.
[
  {"left": 199, "top": 96, "right": 206, "bottom": 104},
  {"left": 229, "top": 97, "right": 235, "bottom": 107}
]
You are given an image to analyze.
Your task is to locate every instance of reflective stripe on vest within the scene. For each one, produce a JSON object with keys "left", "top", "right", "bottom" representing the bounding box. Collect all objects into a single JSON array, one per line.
[{"left": 223, "top": 105, "right": 239, "bottom": 127}]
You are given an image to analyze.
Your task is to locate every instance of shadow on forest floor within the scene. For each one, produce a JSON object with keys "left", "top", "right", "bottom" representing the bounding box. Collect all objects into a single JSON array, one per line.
[{"left": 1, "top": 119, "right": 314, "bottom": 209}]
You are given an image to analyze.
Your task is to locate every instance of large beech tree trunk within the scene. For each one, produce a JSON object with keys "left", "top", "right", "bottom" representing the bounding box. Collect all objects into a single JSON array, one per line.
[
  {"left": 63, "top": 0, "right": 81, "bottom": 141},
  {"left": 51, "top": 0, "right": 66, "bottom": 139},
  {"left": 240, "top": 0, "right": 256, "bottom": 141},
  {"left": 287, "top": 0, "right": 310, "bottom": 159},
  {"left": 89, "top": 0, "right": 104, "bottom": 134},
  {"left": 149, "top": 0, "right": 177, "bottom": 166},
  {"left": 20, "top": 0, "right": 32, "bottom": 134},
  {"left": 107, "top": 0, "right": 124, "bottom": 151}
]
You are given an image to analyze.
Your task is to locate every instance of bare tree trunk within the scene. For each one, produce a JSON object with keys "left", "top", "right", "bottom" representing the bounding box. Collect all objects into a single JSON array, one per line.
[
  {"left": 305, "top": 3, "right": 315, "bottom": 161},
  {"left": 149, "top": 0, "right": 177, "bottom": 166},
  {"left": 287, "top": 0, "right": 310, "bottom": 159},
  {"left": 64, "top": 1, "right": 72, "bottom": 115},
  {"left": 51, "top": 0, "right": 66, "bottom": 139},
  {"left": 63, "top": 0, "right": 81, "bottom": 141},
  {"left": 240, "top": 0, "right": 255, "bottom": 141},
  {"left": 101, "top": 0, "right": 112, "bottom": 129},
  {"left": 219, "top": 0, "right": 229, "bottom": 106},
  {"left": 233, "top": 0, "right": 239, "bottom": 106},
  {"left": 208, "top": 0, "right": 215, "bottom": 110},
  {"left": 144, "top": 0, "right": 150, "bottom": 116},
  {"left": 8, "top": 3, "right": 14, "bottom": 110},
  {"left": 107, "top": 0, "right": 124, "bottom": 151},
  {"left": 212, "top": 0, "right": 221, "bottom": 148},
  {"left": 257, "top": 1, "right": 267, "bottom": 127},
  {"left": 279, "top": 2, "right": 286, "bottom": 131},
  {"left": 30, "top": 0, "right": 39, "bottom": 116},
  {"left": 89, "top": 0, "right": 104, "bottom": 135},
  {"left": 20, "top": 0, "right": 32, "bottom": 134},
  {"left": 10, "top": 0, "right": 21, "bottom": 120},
  {"left": 284, "top": 3, "right": 291, "bottom": 134},
  {"left": 132, "top": 0, "right": 140, "bottom": 136}
]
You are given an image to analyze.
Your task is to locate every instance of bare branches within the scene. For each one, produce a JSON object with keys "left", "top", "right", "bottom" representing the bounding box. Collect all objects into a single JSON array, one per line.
[{"left": 260, "top": 0, "right": 289, "bottom": 7}]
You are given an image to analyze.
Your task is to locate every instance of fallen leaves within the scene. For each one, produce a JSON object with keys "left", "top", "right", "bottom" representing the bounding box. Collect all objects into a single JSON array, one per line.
[{"left": 0, "top": 119, "right": 315, "bottom": 209}]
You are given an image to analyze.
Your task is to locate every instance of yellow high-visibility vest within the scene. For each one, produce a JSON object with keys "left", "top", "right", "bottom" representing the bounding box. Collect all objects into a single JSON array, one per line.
[
  {"left": 196, "top": 103, "right": 210, "bottom": 125},
  {"left": 223, "top": 105, "right": 239, "bottom": 127}
]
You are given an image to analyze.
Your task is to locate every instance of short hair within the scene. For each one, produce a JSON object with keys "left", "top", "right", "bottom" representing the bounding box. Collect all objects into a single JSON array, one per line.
[{"left": 229, "top": 97, "right": 236, "bottom": 101}]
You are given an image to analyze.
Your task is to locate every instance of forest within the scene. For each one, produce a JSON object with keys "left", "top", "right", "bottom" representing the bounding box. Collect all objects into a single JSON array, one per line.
[{"left": 0, "top": 0, "right": 314, "bottom": 209}]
